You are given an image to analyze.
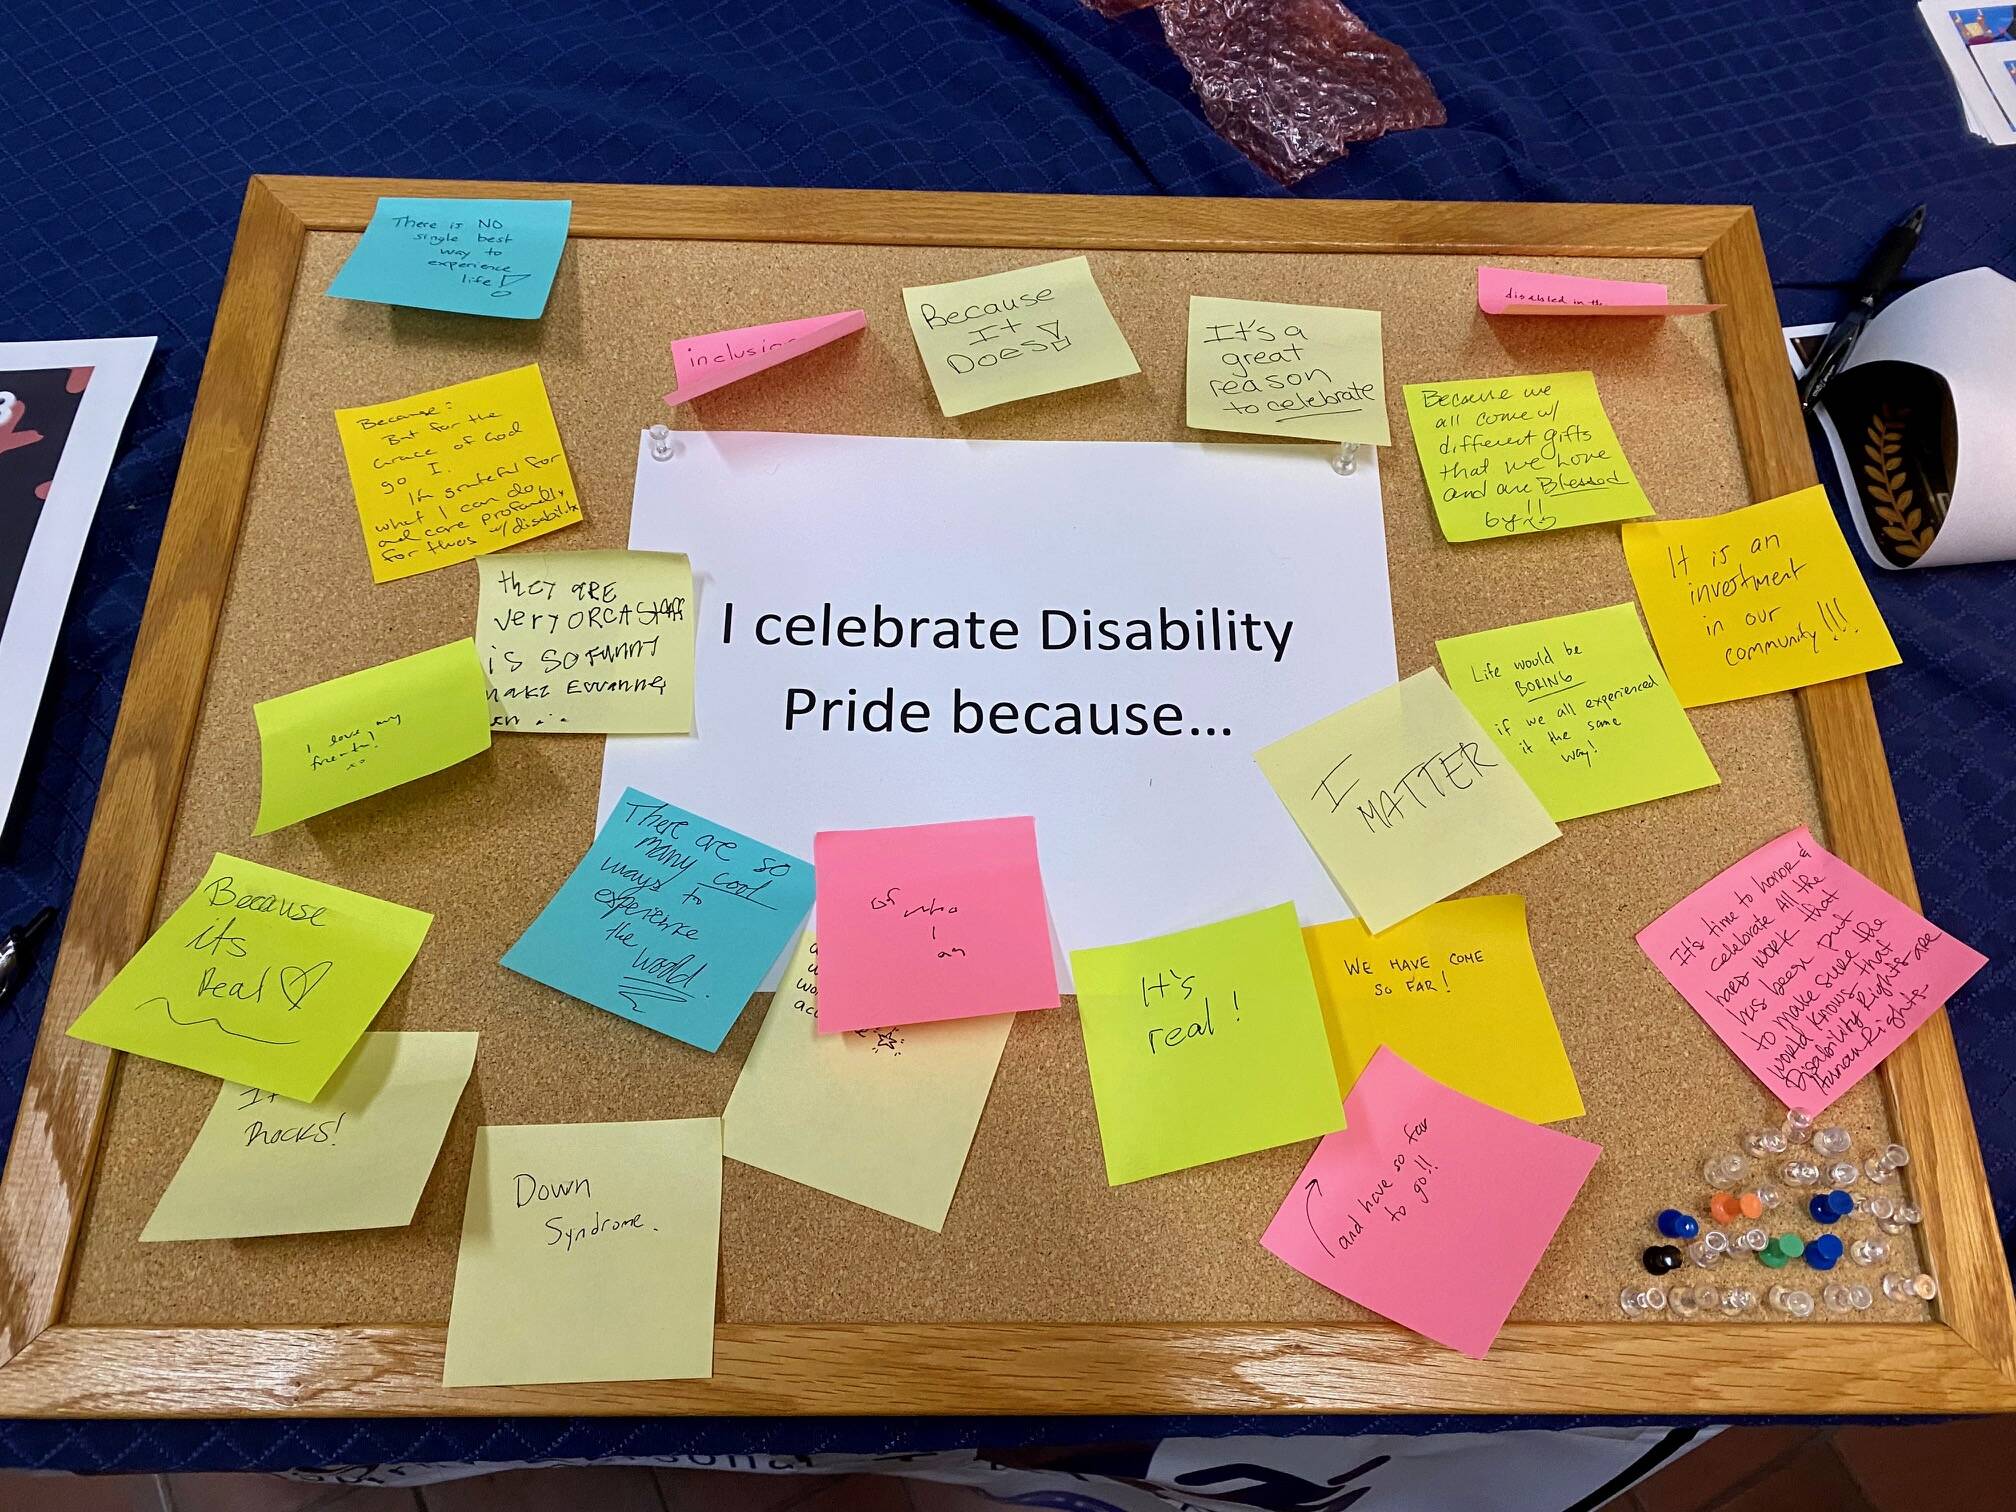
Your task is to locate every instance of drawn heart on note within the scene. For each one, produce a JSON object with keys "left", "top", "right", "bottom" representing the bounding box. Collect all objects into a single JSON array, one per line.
[
  {"left": 279, "top": 961, "right": 332, "bottom": 1011},
  {"left": 1531, "top": 511, "right": 1560, "bottom": 532}
]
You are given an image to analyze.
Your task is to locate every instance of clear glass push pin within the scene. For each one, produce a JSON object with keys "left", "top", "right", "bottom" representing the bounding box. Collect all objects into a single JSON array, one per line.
[
  {"left": 1827, "top": 1160, "right": 1860, "bottom": 1188},
  {"left": 1856, "top": 1193, "right": 1896, "bottom": 1223},
  {"left": 1718, "top": 1285, "right": 1758, "bottom": 1315},
  {"left": 1768, "top": 1284, "right": 1815, "bottom": 1318},
  {"left": 1782, "top": 1108, "right": 1816, "bottom": 1146},
  {"left": 1812, "top": 1125, "right": 1853, "bottom": 1156},
  {"left": 1689, "top": 1231, "right": 1730, "bottom": 1267},
  {"left": 1752, "top": 1182, "right": 1784, "bottom": 1211},
  {"left": 1848, "top": 1283, "right": 1874, "bottom": 1310},
  {"left": 1865, "top": 1143, "right": 1911, "bottom": 1183},
  {"left": 1329, "top": 442, "right": 1364, "bottom": 476},
  {"left": 1849, "top": 1237, "right": 1889, "bottom": 1267},
  {"left": 1778, "top": 1157, "right": 1821, "bottom": 1188},
  {"left": 1743, "top": 1129, "right": 1788, "bottom": 1158},
  {"left": 1703, "top": 1152, "right": 1747, "bottom": 1186},
  {"left": 1823, "top": 1282, "right": 1856, "bottom": 1314},
  {"left": 1733, "top": 1226, "right": 1769, "bottom": 1253},
  {"left": 1619, "top": 1284, "right": 1667, "bottom": 1319},
  {"left": 1882, "top": 1271, "right": 1939, "bottom": 1304},
  {"left": 647, "top": 422, "right": 681, "bottom": 462},
  {"left": 1879, "top": 1201, "right": 1922, "bottom": 1236},
  {"left": 1669, "top": 1285, "right": 1719, "bottom": 1319}
]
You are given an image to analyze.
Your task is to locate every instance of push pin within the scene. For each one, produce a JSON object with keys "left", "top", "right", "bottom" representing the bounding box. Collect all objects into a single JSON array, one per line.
[
  {"left": 1688, "top": 1231, "right": 1729, "bottom": 1268},
  {"left": 1827, "top": 1159, "right": 1860, "bottom": 1188},
  {"left": 1667, "top": 1285, "right": 1718, "bottom": 1319},
  {"left": 1743, "top": 1129, "right": 1788, "bottom": 1158},
  {"left": 1882, "top": 1271, "right": 1939, "bottom": 1304},
  {"left": 1878, "top": 1202, "right": 1922, "bottom": 1237},
  {"left": 1656, "top": 1208, "right": 1699, "bottom": 1240},
  {"left": 1642, "top": 1245, "right": 1684, "bottom": 1276},
  {"left": 1752, "top": 1182, "right": 1784, "bottom": 1212},
  {"left": 1768, "top": 1284, "right": 1815, "bottom": 1318},
  {"left": 1329, "top": 442, "right": 1364, "bottom": 476},
  {"left": 1702, "top": 1152, "right": 1747, "bottom": 1187},
  {"left": 1619, "top": 1284, "right": 1667, "bottom": 1319},
  {"left": 1757, "top": 1232, "right": 1804, "bottom": 1269},
  {"left": 1779, "top": 1157, "right": 1821, "bottom": 1188},
  {"left": 647, "top": 422, "right": 682, "bottom": 462},
  {"left": 1718, "top": 1285, "right": 1758, "bottom": 1315},
  {"left": 1812, "top": 1125, "right": 1853, "bottom": 1157},
  {"left": 1865, "top": 1143, "right": 1911, "bottom": 1184},
  {"left": 1732, "top": 1227, "right": 1770, "bottom": 1254},
  {"left": 1808, "top": 1190, "right": 1855, "bottom": 1224},
  {"left": 1823, "top": 1282, "right": 1873, "bottom": 1314},
  {"left": 1849, "top": 1237, "right": 1889, "bottom": 1267},
  {"left": 1856, "top": 1193, "right": 1896, "bottom": 1223},
  {"left": 1709, "top": 1191, "right": 1742, "bottom": 1225},
  {"left": 1781, "top": 1108, "right": 1816, "bottom": 1146},
  {"left": 1804, "top": 1234, "right": 1845, "bottom": 1271}
]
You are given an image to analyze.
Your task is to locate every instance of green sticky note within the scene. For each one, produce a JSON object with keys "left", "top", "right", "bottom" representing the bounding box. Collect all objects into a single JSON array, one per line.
[
  {"left": 66, "top": 854, "right": 433, "bottom": 1100},
  {"left": 1071, "top": 903, "right": 1344, "bottom": 1185},
  {"left": 1437, "top": 603, "right": 1721, "bottom": 821},
  {"left": 253, "top": 638, "right": 491, "bottom": 833}
]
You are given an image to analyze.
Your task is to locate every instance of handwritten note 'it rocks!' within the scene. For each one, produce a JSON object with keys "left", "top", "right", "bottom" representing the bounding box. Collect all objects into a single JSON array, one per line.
[
  {"left": 325, "top": 197, "right": 571, "bottom": 319},
  {"left": 901, "top": 255, "right": 1140, "bottom": 417},
  {"left": 1401, "top": 370, "right": 1651, "bottom": 541},
  {"left": 1185, "top": 297, "right": 1391, "bottom": 446},
  {"left": 1436, "top": 603, "right": 1720, "bottom": 822},
  {"left": 1622, "top": 486, "right": 1902, "bottom": 707},
  {"left": 502, "top": 789, "right": 813, "bottom": 1053},
  {"left": 814, "top": 816, "right": 1058, "bottom": 1032},
  {"left": 335, "top": 364, "right": 583, "bottom": 583},
  {"left": 667, "top": 309, "right": 866, "bottom": 405},
  {"left": 253, "top": 638, "right": 492, "bottom": 833},
  {"left": 443, "top": 1118, "right": 721, "bottom": 1387},
  {"left": 477, "top": 549, "right": 695, "bottom": 733},
  {"left": 1255, "top": 668, "right": 1560, "bottom": 933},
  {"left": 65, "top": 854, "right": 433, "bottom": 1101},
  {"left": 1637, "top": 826, "right": 1986, "bottom": 1114},
  {"left": 1262, "top": 1047, "right": 1601, "bottom": 1358}
]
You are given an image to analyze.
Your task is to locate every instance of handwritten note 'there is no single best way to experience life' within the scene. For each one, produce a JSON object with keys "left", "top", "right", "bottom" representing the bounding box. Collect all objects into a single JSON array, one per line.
[
  {"left": 1184, "top": 297, "right": 1390, "bottom": 446},
  {"left": 325, "top": 197, "right": 572, "bottom": 319}
]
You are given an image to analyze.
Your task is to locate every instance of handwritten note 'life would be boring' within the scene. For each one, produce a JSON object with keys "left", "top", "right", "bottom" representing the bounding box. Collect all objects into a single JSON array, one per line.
[{"left": 1637, "top": 826, "right": 1987, "bottom": 1114}]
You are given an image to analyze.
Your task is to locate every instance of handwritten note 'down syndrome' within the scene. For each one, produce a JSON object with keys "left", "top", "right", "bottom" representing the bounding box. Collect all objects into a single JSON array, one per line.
[{"left": 1637, "top": 826, "right": 1986, "bottom": 1114}]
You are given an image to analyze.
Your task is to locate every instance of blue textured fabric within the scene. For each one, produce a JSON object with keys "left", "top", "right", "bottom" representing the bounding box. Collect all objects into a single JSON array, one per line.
[{"left": 5, "top": 0, "right": 2015, "bottom": 1472}]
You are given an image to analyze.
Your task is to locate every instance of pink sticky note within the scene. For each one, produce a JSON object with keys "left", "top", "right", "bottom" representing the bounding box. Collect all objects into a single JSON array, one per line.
[
  {"left": 665, "top": 309, "right": 866, "bottom": 404},
  {"left": 814, "top": 817, "right": 1059, "bottom": 1032},
  {"left": 1477, "top": 266, "right": 1719, "bottom": 317},
  {"left": 1262, "top": 1048, "right": 1600, "bottom": 1358},
  {"left": 1637, "top": 827, "right": 1986, "bottom": 1115}
]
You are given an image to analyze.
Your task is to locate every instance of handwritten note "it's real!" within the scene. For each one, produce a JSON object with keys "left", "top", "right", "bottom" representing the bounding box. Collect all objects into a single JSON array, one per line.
[
  {"left": 1637, "top": 826, "right": 1986, "bottom": 1114},
  {"left": 1185, "top": 297, "right": 1390, "bottom": 446}
]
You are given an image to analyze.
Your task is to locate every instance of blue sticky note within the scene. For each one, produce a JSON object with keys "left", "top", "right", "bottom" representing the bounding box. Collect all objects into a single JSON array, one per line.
[
  {"left": 326, "top": 197, "right": 572, "bottom": 320},
  {"left": 502, "top": 789, "right": 813, "bottom": 1052}
]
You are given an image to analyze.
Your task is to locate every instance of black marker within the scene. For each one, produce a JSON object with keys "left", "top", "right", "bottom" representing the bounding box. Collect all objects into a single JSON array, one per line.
[{"left": 0, "top": 907, "right": 57, "bottom": 1009}]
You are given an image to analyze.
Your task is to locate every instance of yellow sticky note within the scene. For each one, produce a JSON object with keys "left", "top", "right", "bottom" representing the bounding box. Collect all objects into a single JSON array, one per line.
[
  {"left": 477, "top": 550, "right": 695, "bottom": 733},
  {"left": 723, "top": 931, "right": 1013, "bottom": 1231},
  {"left": 141, "top": 1031, "right": 478, "bottom": 1241},
  {"left": 1436, "top": 603, "right": 1720, "bottom": 821},
  {"left": 1401, "top": 370, "right": 1651, "bottom": 541},
  {"left": 1621, "top": 486, "right": 1901, "bottom": 706},
  {"left": 335, "top": 364, "right": 583, "bottom": 582},
  {"left": 902, "top": 255, "right": 1139, "bottom": 417},
  {"left": 1186, "top": 297, "right": 1390, "bottom": 446},
  {"left": 443, "top": 1118, "right": 720, "bottom": 1386},
  {"left": 1072, "top": 903, "right": 1344, "bottom": 1185},
  {"left": 65, "top": 855, "right": 432, "bottom": 1101},
  {"left": 1255, "top": 669, "right": 1560, "bottom": 933},
  {"left": 253, "top": 638, "right": 491, "bottom": 833},
  {"left": 1302, "top": 898, "right": 1583, "bottom": 1124}
]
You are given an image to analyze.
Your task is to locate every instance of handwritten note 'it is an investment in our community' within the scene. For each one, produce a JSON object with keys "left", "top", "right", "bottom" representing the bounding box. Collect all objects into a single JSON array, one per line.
[
  {"left": 1184, "top": 297, "right": 1390, "bottom": 446},
  {"left": 326, "top": 197, "right": 572, "bottom": 319},
  {"left": 1637, "top": 826, "right": 1986, "bottom": 1114}
]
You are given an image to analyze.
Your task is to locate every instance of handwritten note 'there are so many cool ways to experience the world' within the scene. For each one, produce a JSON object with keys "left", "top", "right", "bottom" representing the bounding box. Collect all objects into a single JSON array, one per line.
[
  {"left": 325, "top": 197, "right": 572, "bottom": 319},
  {"left": 253, "top": 638, "right": 491, "bottom": 833},
  {"left": 443, "top": 1118, "right": 721, "bottom": 1387},
  {"left": 66, "top": 855, "right": 433, "bottom": 1100},
  {"left": 1256, "top": 668, "right": 1560, "bottom": 934},
  {"left": 1402, "top": 370, "right": 1651, "bottom": 541},
  {"left": 1072, "top": 903, "right": 1344, "bottom": 1185},
  {"left": 901, "top": 255, "right": 1140, "bottom": 416},
  {"left": 1637, "top": 826, "right": 1986, "bottom": 1114},
  {"left": 502, "top": 789, "right": 814, "bottom": 1053},
  {"left": 1622, "top": 486, "right": 1902, "bottom": 706},
  {"left": 1263, "top": 1047, "right": 1602, "bottom": 1358},
  {"left": 335, "top": 363, "right": 583, "bottom": 583},
  {"left": 1184, "top": 297, "right": 1391, "bottom": 446},
  {"left": 477, "top": 549, "right": 696, "bottom": 733}
]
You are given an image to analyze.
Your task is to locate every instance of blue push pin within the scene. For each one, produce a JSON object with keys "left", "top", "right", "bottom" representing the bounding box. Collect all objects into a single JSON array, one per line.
[
  {"left": 1808, "top": 1190, "right": 1855, "bottom": 1224},
  {"left": 1804, "top": 1233, "right": 1845, "bottom": 1271},
  {"left": 1657, "top": 1208, "right": 1700, "bottom": 1240}
]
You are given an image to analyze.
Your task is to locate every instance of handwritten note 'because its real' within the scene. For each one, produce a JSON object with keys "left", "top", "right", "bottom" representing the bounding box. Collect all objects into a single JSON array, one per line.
[
  {"left": 335, "top": 364, "right": 583, "bottom": 583},
  {"left": 326, "top": 197, "right": 571, "bottom": 319},
  {"left": 1402, "top": 370, "right": 1651, "bottom": 541},
  {"left": 501, "top": 789, "right": 813, "bottom": 1053},
  {"left": 1185, "top": 297, "right": 1390, "bottom": 446},
  {"left": 1637, "top": 826, "right": 1986, "bottom": 1114}
]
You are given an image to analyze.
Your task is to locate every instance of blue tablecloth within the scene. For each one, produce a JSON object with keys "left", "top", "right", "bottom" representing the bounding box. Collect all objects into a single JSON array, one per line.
[{"left": 5, "top": 0, "right": 2014, "bottom": 1472}]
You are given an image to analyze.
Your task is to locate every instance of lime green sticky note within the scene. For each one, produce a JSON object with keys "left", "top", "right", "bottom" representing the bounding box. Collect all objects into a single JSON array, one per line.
[
  {"left": 66, "top": 854, "right": 433, "bottom": 1101},
  {"left": 1401, "top": 370, "right": 1652, "bottom": 541},
  {"left": 1072, "top": 903, "right": 1344, "bottom": 1185},
  {"left": 142, "top": 1031, "right": 478, "bottom": 1241},
  {"left": 1436, "top": 603, "right": 1720, "bottom": 822},
  {"left": 1186, "top": 297, "right": 1391, "bottom": 446},
  {"left": 253, "top": 638, "right": 491, "bottom": 833}
]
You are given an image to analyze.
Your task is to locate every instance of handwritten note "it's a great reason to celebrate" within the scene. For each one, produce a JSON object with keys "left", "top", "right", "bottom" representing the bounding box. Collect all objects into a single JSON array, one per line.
[{"left": 1184, "top": 297, "right": 1390, "bottom": 446}]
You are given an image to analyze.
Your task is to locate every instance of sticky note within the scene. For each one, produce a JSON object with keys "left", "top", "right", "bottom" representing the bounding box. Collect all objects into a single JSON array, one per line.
[
  {"left": 443, "top": 1118, "right": 720, "bottom": 1386},
  {"left": 1255, "top": 669, "right": 1560, "bottom": 933},
  {"left": 1262, "top": 1047, "right": 1601, "bottom": 1357},
  {"left": 1636, "top": 826, "right": 1986, "bottom": 1114},
  {"left": 141, "top": 1031, "right": 477, "bottom": 1241},
  {"left": 723, "top": 931, "right": 1014, "bottom": 1230},
  {"left": 1402, "top": 371, "right": 1651, "bottom": 541},
  {"left": 327, "top": 197, "right": 571, "bottom": 319},
  {"left": 335, "top": 364, "right": 583, "bottom": 583},
  {"left": 901, "top": 255, "right": 1139, "bottom": 417},
  {"left": 1621, "top": 487, "right": 1902, "bottom": 706},
  {"left": 814, "top": 817, "right": 1058, "bottom": 1032},
  {"left": 502, "top": 789, "right": 813, "bottom": 1052},
  {"left": 253, "top": 638, "right": 491, "bottom": 833},
  {"left": 1303, "top": 897, "right": 1583, "bottom": 1124},
  {"left": 1476, "top": 266, "right": 1721, "bottom": 318},
  {"left": 1185, "top": 297, "right": 1391, "bottom": 446},
  {"left": 1072, "top": 903, "right": 1344, "bottom": 1185},
  {"left": 65, "top": 855, "right": 432, "bottom": 1101},
  {"left": 477, "top": 550, "right": 695, "bottom": 733},
  {"left": 1436, "top": 604, "right": 1719, "bottom": 822},
  {"left": 668, "top": 310, "right": 866, "bottom": 404}
]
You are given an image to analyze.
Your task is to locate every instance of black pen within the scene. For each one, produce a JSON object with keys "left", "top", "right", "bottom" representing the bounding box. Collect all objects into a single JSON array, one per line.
[
  {"left": 1799, "top": 204, "right": 1925, "bottom": 413},
  {"left": 0, "top": 907, "right": 57, "bottom": 1008}
]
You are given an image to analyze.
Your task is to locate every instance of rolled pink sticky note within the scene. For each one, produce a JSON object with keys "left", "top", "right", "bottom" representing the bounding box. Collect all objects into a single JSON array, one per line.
[
  {"left": 666, "top": 309, "right": 867, "bottom": 404},
  {"left": 1478, "top": 266, "right": 1719, "bottom": 317}
]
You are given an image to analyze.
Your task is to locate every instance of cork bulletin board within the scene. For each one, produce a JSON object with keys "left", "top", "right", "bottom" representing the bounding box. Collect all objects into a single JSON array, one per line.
[{"left": 1, "top": 180, "right": 2012, "bottom": 1417}]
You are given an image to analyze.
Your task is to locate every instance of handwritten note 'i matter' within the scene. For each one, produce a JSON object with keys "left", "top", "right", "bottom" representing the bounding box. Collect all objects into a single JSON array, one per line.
[
  {"left": 1637, "top": 826, "right": 1986, "bottom": 1114},
  {"left": 1184, "top": 297, "right": 1390, "bottom": 446},
  {"left": 326, "top": 197, "right": 572, "bottom": 319}
]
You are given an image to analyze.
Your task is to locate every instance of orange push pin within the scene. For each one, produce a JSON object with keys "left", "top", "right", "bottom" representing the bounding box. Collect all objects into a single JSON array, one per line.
[
  {"left": 1709, "top": 1192, "right": 1742, "bottom": 1225},
  {"left": 1739, "top": 1191, "right": 1765, "bottom": 1220}
]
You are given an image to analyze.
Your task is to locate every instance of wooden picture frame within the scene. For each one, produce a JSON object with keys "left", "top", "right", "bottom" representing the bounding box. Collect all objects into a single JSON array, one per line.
[{"left": 1, "top": 177, "right": 2011, "bottom": 1417}]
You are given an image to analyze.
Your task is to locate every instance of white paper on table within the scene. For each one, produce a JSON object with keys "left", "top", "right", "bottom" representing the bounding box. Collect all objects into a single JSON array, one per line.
[
  {"left": 1918, "top": 3, "right": 2016, "bottom": 144},
  {"left": 605, "top": 430, "right": 1398, "bottom": 986}
]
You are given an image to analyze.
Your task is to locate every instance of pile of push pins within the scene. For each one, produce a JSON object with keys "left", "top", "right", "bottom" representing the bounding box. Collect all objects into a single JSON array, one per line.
[{"left": 1620, "top": 1108, "right": 1939, "bottom": 1321}]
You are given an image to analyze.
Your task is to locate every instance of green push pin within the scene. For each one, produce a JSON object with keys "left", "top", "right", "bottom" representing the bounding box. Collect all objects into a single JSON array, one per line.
[
  {"left": 1771, "top": 1233, "right": 1805, "bottom": 1262},
  {"left": 1759, "top": 1249, "right": 1788, "bottom": 1269}
]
